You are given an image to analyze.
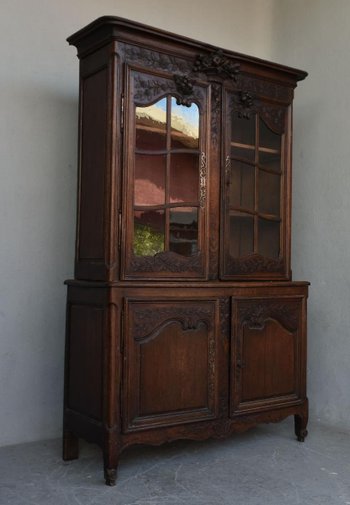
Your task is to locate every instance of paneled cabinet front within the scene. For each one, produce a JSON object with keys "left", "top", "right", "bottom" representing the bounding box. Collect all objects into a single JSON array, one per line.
[
  {"left": 122, "top": 299, "right": 221, "bottom": 432},
  {"left": 230, "top": 296, "right": 307, "bottom": 417}
]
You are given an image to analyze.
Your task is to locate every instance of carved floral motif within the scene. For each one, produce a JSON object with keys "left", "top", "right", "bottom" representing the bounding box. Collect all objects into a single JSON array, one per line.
[
  {"left": 122, "top": 45, "right": 192, "bottom": 74},
  {"left": 131, "top": 303, "right": 215, "bottom": 340},
  {"left": 210, "top": 83, "right": 221, "bottom": 146},
  {"left": 226, "top": 253, "right": 285, "bottom": 275},
  {"left": 129, "top": 251, "right": 203, "bottom": 274},
  {"left": 236, "top": 74, "right": 293, "bottom": 103},
  {"left": 238, "top": 300, "right": 300, "bottom": 331},
  {"left": 133, "top": 75, "right": 204, "bottom": 106},
  {"left": 193, "top": 49, "right": 240, "bottom": 81},
  {"left": 173, "top": 74, "right": 194, "bottom": 106}
]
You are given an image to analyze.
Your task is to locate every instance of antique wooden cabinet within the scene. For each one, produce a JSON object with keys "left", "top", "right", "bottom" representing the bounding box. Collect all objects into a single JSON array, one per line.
[{"left": 63, "top": 16, "right": 309, "bottom": 486}]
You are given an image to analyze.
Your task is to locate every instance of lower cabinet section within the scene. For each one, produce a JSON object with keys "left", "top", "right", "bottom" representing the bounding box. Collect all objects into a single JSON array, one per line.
[{"left": 63, "top": 282, "right": 308, "bottom": 485}]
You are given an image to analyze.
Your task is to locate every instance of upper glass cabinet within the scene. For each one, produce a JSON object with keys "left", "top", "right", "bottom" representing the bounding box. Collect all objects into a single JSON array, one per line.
[
  {"left": 221, "top": 91, "right": 287, "bottom": 279},
  {"left": 123, "top": 70, "right": 208, "bottom": 279}
]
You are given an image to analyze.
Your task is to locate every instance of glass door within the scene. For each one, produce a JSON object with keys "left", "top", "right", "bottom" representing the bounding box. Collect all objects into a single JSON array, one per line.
[
  {"left": 123, "top": 69, "right": 208, "bottom": 279},
  {"left": 221, "top": 92, "right": 288, "bottom": 279}
]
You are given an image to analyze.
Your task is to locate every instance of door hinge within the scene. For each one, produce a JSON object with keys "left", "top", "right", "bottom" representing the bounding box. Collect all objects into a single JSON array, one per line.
[{"left": 120, "top": 94, "right": 125, "bottom": 131}]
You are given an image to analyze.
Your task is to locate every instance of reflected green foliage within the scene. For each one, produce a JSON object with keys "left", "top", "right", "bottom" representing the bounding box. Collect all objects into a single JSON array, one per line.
[{"left": 133, "top": 224, "right": 164, "bottom": 256}]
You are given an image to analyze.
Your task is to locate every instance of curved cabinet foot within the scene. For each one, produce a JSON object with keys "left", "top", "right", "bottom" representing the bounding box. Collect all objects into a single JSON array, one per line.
[
  {"left": 294, "top": 412, "right": 308, "bottom": 443},
  {"left": 62, "top": 430, "right": 79, "bottom": 461}
]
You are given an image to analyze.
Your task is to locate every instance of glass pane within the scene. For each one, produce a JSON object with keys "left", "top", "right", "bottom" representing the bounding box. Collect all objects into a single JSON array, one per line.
[
  {"left": 170, "top": 153, "right": 199, "bottom": 204},
  {"left": 259, "top": 118, "right": 281, "bottom": 151},
  {"left": 229, "top": 161, "right": 255, "bottom": 211},
  {"left": 259, "top": 170, "right": 281, "bottom": 216},
  {"left": 169, "top": 207, "right": 198, "bottom": 257},
  {"left": 171, "top": 98, "right": 199, "bottom": 149},
  {"left": 136, "top": 98, "right": 167, "bottom": 150},
  {"left": 258, "top": 218, "right": 280, "bottom": 259},
  {"left": 134, "top": 154, "right": 166, "bottom": 206},
  {"left": 229, "top": 212, "right": 254, "bottom": 258},
  {"left": 231, "top": 144, "right": 255, "bottom": 162},
  {"left": 231, "top": 112, "right": 256, "bottom": 146},
  {"left": 259, "top": 151, "right": 281, "bottom": 172},
  {"left": 133, "top": 210, "right": 165, "bottom": 256}
]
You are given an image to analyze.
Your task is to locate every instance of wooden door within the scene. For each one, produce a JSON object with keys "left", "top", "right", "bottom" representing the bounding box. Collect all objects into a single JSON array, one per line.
[
  {"left": 122, "top": 299, "right": 220, "bottom": 432},
  {"left": 230, "top": 297, "right": 306, "bottom": 416},
  {"left": 121, "top": 63, "right": 210, "bottom": 280}
]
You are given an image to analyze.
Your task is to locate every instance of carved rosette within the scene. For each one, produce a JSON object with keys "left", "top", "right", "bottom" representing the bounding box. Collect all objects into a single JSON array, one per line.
[
  {"left": 233, "top": 91, "right": 256, "bottom": 119},
  {"left": 193, "top": 49, "right": 240, "bottom": 81},
  {"left": 173, "top": 74, "right": 194, "bottom": 107},
  {"left": 238, "top": 301, "right": 299, "bottom": 332}
]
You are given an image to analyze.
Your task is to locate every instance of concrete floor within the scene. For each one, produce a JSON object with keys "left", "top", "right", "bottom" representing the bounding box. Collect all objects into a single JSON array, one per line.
[{"left": 0, "top": 420, "right": 349, "bottom": 505}]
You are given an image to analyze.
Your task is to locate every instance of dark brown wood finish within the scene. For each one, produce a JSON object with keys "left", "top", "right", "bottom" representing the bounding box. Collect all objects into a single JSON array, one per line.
[{"left": 64, "top": 17, "right": 309, "bottom": 485}]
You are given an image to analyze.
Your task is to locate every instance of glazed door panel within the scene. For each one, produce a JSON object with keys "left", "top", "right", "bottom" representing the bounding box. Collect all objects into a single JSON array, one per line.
[
  {"left": 221, "top": 89, "right": 291, "bottom": 280},
  {"left": 230, "top": 297, "right": 306, "bottom": 416},
  {"left": 122, "top": 65, "right": 210, "bottom": 280},
  {"left": 123, "top": 299, "right": 220, "bottom": 432}
]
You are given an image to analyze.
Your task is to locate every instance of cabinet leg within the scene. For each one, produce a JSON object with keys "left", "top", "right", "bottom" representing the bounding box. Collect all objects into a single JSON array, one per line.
[
  {"left": 104, "top": 467, "right": 118, "bottom": 486},
  {"left": 62, "top": 430, "right": 79, "bottom": 460},
  {"left": 103, "top": 448, "right": 119, "bottom": 486},
  {"left": 294, "top": 414, "right": 308, "bottom": 442}
]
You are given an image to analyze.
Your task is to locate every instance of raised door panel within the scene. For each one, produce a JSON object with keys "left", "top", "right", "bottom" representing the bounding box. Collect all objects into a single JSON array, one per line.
[
  {"left": 221, "top": 88, "right": 291, "bottom": 280},
  {"left": 123, "top": 299, "right": 220, "bottom": 432},
  {"left": 230, "top": 297, "right": 306, "bottom": 416},
  {"left": 121, "top": 63, "right": 210, "bottom": 280}
]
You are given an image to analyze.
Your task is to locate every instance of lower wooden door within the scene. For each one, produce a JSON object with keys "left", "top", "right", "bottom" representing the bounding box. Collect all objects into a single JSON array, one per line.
[
  {"left": 122, "top": 298, "right": 221, "bottom": 432},
  {"left": 230, "top": 296, "right": 307, "bottom": 416}
]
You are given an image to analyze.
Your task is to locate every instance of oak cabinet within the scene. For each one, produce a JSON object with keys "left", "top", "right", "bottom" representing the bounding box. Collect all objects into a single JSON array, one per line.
[{"left": 63, "top": 16, "right": 309, "bottom": 485}]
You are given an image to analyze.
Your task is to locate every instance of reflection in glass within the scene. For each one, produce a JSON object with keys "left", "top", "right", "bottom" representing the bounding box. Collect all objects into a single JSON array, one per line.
[
  {"left": 136, "top": 98, "right": 167, "bottom": 150},
  {"left": 231, "top": 113, "right": 256, "bottom": 146},
  {"left": 259, "top": 151, "right": 281, "bottom": 172},
  {"left": 258, "top": 218, "right": 280, "bottom": 259},
  {"left": 259, "top": 118, "right": 281, "bottom": 151},
  {"left": 169, "top": 208, "right": 198, "bottom": 256},
  {"left": 229, "top": 161, "right": 255, "bottom": 211},
  {"left": 170, "top": 154, "right": 199, "bottom": 203},
  {"left": 229, "top": 212, "right": 254, "bottom": 257},
  {"left": 171, "top": 98, "right": 199, "bottom": 149},
  {"left": 134, "top": 154, "right": 166, "bottom": 206},
  {"left": 259, "top": 170, "right": 281, "bottom": 216},
  {"left": 133, "top": 210, "right": 165, "bottom": 256}
]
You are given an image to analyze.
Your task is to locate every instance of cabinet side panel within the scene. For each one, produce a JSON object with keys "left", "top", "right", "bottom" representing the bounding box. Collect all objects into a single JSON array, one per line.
[
  {"left": 78, "top": 69, "right": 107, "bottom": 261},
  {"left": 67, "top": 304, "right": 103, "bottom": 420}
]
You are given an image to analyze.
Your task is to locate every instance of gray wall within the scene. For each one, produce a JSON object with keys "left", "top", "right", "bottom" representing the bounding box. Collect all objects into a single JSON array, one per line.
[
  {"left": 0, "top": 0, "right": 274, "bottom": 446},
  {"left": 270, "top": 0, "right": 350, "bottom": 432}
]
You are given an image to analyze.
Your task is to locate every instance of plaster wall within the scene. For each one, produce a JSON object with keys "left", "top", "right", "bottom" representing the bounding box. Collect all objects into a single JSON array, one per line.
[
  {"left": 271, "top": 0, "right": 350, "bottom": 431},
  {"left": 0, "top": 0, "right": 275, "bottom": 446}
]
